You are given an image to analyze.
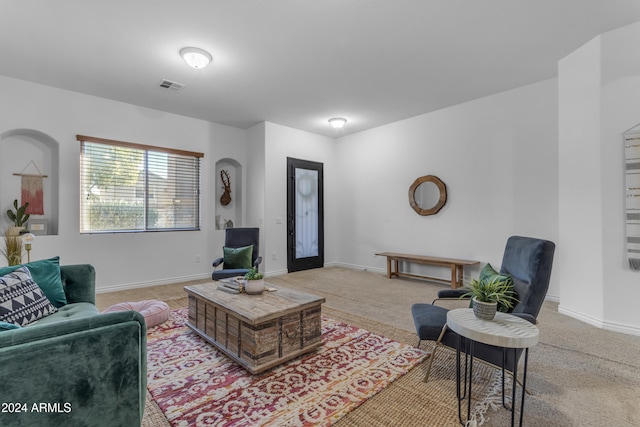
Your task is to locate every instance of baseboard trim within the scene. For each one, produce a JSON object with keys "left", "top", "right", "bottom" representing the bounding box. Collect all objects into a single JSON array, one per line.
[
  {"left": 331, "top": 262, "right": 387, "bottom": 275},
  {"left": 262, "top": 262, "right": 375, "bottom": 277},
  {"left": 98, "top": 268, "right": 301, "bottom": 293},
  {"left": 96, "top": 273, "right": 211, "bottom": 294},
  {"left": 264, "top": 268, "right": 289, "bottom": 277},
  {"left": 558, "top": 305, "right": 640, "bottom": 336}
]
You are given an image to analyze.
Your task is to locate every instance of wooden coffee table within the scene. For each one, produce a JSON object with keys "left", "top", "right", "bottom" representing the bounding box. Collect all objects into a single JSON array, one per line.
[{"left": 184, "top": 282, "right": 325, "bottom": 374}]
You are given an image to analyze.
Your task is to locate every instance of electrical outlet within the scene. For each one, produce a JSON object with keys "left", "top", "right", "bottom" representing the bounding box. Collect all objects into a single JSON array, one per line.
[
  {"left": 195, "top": 255, "right": 201, "bottom": 263},
  {"left": 272, "top": 253, "right": 277, "bottom": 260}
]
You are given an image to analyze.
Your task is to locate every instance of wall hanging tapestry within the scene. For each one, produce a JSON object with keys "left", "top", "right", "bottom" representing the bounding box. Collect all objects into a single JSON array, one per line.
[{"left": 13, "top": 161, "right": 47, "bottom": 215}]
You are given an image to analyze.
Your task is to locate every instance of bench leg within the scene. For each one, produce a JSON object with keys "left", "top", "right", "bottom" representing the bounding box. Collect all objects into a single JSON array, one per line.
[
  {"left": 390, "top": 259, "right": 400, "bottom": 278},
  {"left": 451, "top": 264, "right": 457, "bottom": 288}
]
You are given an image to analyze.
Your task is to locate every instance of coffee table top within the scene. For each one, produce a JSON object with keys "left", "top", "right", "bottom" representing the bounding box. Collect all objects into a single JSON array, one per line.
[
  {"left": 184, "top": 282, "right": 325, "bottom": 325},
  {"left": 446, "top": 308, "right": 539, "bottom": 349}
]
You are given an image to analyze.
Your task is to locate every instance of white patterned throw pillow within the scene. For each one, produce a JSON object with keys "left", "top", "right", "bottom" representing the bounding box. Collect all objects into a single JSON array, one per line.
[{"left": 0, "top": 266, "right": 57, "bottom": 326}]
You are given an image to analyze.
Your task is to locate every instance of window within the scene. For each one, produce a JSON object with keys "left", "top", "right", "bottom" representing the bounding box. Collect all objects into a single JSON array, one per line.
[{"left": 78, "top": 135, "right": 203, "bottom": 233}]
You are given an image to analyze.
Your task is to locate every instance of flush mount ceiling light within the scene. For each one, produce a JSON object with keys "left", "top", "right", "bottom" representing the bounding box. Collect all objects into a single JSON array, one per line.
[
  {"left": 328, "top": 117, "right": 347, "bottom": 129},
  {"left": 180, "top": 47, "right": 212, "bottom": 69}
]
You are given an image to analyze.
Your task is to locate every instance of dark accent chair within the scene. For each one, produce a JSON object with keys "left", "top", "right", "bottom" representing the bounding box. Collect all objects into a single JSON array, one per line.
[
  {"left": 212, "top": 227, "right": 263, "bottom": 280},
  {"left": 411, "top": 235, "right": 555, "bottom": 381}
]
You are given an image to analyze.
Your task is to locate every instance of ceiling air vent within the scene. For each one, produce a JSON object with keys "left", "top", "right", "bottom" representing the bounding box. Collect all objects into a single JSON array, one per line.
[{"left": 158, "top": 79, "right": 186, "bottom": 92}]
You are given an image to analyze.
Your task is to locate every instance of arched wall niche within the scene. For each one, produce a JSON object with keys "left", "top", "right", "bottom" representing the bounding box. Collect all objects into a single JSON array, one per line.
[
  {"left": 214, "top": 158, "right": 242, "bottom": 230},
  {"left": 0, "top": 129, "right": 59, "bottom": 235}
]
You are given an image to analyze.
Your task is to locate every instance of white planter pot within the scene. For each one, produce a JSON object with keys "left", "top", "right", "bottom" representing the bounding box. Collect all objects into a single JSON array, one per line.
[{"left": 245, "top": 279, "right": 265, "bottom": 295}]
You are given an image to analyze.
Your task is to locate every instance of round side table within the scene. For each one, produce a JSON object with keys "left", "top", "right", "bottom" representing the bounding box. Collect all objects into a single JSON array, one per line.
[{"left": 446, "top": 308, "right": 539, "bottom": 427}]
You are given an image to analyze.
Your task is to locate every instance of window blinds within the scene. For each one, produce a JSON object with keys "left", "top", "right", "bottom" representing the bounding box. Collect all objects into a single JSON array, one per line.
[{"left": 77, "top": 135, "right": 202, "bottom": 233}]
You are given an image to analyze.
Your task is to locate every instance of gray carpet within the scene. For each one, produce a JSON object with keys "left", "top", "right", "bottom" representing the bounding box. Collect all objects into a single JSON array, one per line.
[{"left": 266, "top": 267, "right": 640, "bottom": 427}]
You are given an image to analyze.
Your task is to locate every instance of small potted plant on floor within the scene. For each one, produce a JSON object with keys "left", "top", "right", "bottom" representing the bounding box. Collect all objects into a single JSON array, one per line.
[
  {"left": 461, "top": 275, "right": 518, "bottom": 320},
  {"left": 244, "top": 267, "right": 265, "bottom": 295}
]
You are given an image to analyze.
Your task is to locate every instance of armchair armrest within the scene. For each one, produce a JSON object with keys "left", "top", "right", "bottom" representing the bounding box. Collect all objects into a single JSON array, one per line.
[
  {"left": 437, "top": 289, "right": 468, "bottom": 299},
  {"left": 253, "top": 255, "right": 263, "bottom": 268},
  {"left": 60, "top": 264, "right": 96, "bottom": 305},
  {"left": 212, "top": 257, "right": 223, "bottom": 268},
  {"left": 431, "top": 288, "right": 470, "bottom": 305}
]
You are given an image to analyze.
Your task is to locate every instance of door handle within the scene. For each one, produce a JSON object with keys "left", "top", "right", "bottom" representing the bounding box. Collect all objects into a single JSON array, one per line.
[{"left": 288, "top": 215, "right": 294, "bottom": 236}]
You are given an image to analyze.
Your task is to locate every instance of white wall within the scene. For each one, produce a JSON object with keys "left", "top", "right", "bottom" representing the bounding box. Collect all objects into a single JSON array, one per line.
[
  {"left": 0, "top": 75, "right": 246, "bottom": 291},
  {"left": 334, "top": 79, "right": 560, "bottom": 299},
  {"left": 559, "top": 21, "right": 640, "bottom": 334},
  {"left": 558, "top": 37, "right": 605, "bottom": 322},
  {"left": 244, "top": 122, "right": 266, "bottom": 260}
]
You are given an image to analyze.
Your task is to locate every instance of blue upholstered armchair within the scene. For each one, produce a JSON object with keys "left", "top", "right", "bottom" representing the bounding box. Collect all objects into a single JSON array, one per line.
[
  {"left": 411, "top": 235, "right": 555, "bottom": 381},
  {"left": 212, "top": 227, "right": 262, "bottom": 280}
]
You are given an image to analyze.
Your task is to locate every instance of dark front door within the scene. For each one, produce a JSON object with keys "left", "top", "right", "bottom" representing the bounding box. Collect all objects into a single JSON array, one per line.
[{"left": 287, "top": 157, "right": 324, "bottom": 272}]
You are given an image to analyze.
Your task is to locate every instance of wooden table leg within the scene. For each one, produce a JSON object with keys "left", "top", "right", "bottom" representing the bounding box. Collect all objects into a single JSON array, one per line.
[{"left": 386, "top": 257, "right": 392, "bottom": 278}]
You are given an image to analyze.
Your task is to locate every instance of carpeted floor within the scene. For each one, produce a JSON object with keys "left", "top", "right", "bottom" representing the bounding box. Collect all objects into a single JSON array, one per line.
[{"left": 97, "top": 267, "right": 640, "bottom": 426}]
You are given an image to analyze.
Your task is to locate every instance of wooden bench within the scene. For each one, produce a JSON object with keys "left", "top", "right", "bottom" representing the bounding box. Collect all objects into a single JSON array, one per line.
[{"left": 375, "top": 252, "right": 480, "bottom": 289}]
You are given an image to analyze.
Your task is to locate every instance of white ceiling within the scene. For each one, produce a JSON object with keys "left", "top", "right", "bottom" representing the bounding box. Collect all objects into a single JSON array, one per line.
[{"left": 1, "top": 0, "right": 640, "bottom": 137}]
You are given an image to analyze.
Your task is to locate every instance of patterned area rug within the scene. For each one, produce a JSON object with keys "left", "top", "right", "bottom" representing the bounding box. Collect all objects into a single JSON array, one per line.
[{"left": 146, "top": 308, "right": 428, "bottom": 427}]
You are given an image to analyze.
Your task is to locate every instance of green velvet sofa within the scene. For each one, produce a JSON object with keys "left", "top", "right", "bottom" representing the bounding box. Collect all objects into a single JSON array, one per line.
[{"left": 0, "top": 264, "right": 147, "bottom": 427}]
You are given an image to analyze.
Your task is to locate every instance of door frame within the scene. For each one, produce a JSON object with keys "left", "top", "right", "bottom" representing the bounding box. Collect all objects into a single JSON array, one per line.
[{"left": 287, "top": 157, "right": 324, "bottom": 272}]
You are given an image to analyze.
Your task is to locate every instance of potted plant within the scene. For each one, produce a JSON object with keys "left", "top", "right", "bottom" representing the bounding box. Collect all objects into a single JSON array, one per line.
[
  {"left": 244, "top": 267, "right": 265, "bottom": 295},
  {"left": 461, "top": 275, "right": 518, "bottom": 320},
  {"left": 6, "top": 199, "right": 30, "bottom": 235}
]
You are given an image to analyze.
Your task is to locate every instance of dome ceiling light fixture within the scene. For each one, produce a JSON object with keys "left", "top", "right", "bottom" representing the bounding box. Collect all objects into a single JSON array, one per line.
[
  {"left": 328, "top": 117, "right": 347, "bottom": 129},
  {"left": 180, "top": 47, "right": 213, "bottom": 69}
]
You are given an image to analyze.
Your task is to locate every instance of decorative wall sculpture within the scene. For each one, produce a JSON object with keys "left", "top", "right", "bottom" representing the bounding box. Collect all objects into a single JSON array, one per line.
[{"left": 220, "top": 169, "right": 232, "bottom": 206}]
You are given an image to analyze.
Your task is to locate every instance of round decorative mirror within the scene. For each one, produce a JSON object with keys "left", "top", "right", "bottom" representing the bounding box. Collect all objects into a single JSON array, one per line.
[{"left": 408, "top": 175, "right": 447, "bottom": 216}]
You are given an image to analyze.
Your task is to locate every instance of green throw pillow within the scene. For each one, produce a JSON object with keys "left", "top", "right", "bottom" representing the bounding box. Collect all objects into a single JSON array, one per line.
[
  {"left": 0, "top": 256, "right": 67, "bottom": 308},
  {"left": 478, "top": 263, "right": 515, "bottom": 312},
  {"left": 0, "top": 321, "right": 21, "bottom": 331},
  {"left": 223, "top": 245, "right": 253, "bottom": 269}
]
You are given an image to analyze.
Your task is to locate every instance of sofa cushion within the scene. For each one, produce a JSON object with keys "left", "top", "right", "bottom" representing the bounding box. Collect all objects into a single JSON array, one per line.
[
  {"left": 29, "top": 302, "right": 100, "bottom": 326},
  {"left": 223, "top": 245, "right": 253, "bottom": 269},
  {"left": 0, "top": 266, "right": 58, "bottom": 326},
  {"left": 0, "top": 257, "right": 67, "bottom": 308}
]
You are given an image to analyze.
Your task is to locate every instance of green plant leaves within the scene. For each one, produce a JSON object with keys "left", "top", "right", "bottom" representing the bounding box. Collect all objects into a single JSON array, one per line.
[{"left": 461, "top": 275, "right": 518, "bottom": 309}]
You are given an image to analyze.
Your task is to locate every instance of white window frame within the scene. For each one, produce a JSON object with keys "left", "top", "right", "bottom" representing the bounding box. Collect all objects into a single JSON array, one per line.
[{"left": 77, "top": 135, "right": 203, "bottom": 234}]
